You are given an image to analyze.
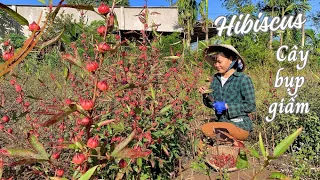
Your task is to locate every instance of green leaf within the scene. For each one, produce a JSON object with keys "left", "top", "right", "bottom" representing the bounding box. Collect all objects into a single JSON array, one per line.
[
  {"left": 248, "top": 147, "right": 260, "bottom": 159},
  {"left": 273, "top": 127, "right": 302, "bottom": 158},
  {"left": 0, "top": 3, "right": 29, "bottom": 25},
  {"left": 236, "top": 150, "right": 248, "bottom": 169},
  {"left": 269, "top": 172, "right": 290, "bottom": 179},
  {"left": 37, "top": 0, "right": 46, "bottom": 5},
  {"left": 112, "top": 148, "right": 152, "bottom": 158},
  {"left": 111, "top": 130, "right": 136, "bottom": 157},
  {"left": 78, "top": 165, "right": 99, "bottom": 180},
  {"left": 1, "top": 148, "right": 42, "bottom": 159},
  {"left": 160, "top": 104, "right": 172, "bottom": 114},
  {"left": 137, "top": 158, "right": 142, "bottom": 167},
  {"left": 150, "top": 86, "right": 155, "bottom": 100},
  {"left": 28, "top": 135, "right": 50, "bottom": 160},
  {"left": 39, "top": 28, "right": 65, "bottom": 50},
  {"left": 26, "top": 95, "right": 42, "bottom": 100},
  {"left": 164, "top": 56, "right": 180, "bottom": 59},
  {"left": 40, "top": 104, "right": 77, "bottom": 127},
  {"left": 259, "top": 132, "right": 266, "bottom": 158},
  {"left": 50, "top": 177, "right": 69, "bottom": 180}
]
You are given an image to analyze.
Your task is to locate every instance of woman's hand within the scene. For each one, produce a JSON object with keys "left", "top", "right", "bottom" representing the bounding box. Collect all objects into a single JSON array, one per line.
[{"left": 199, "top": 86, "right": 214, "bottom": 94}]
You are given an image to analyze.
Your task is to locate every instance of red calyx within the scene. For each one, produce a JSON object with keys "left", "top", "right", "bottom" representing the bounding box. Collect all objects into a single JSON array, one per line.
[
  {"left": 86, "top": 61, "right": 99, "bottom": 72},
  {"left": 97, "top": 25, "right": 106, "bottom": 35},
  {"left": 119, "top": 159, "right": 127, "bottom": 168},
  {"left": 80, "top": 99, "right": 94, "bottom": 111},
  {"left": 77, "top": 117, "right": 91, "bottom": 126},
  {"left": 72, "top": 153, "right": 86, "bottom": 165},
  {"left": 28, "top": 21, "right": 40, "bottom": 31},
  {"left": 97, "top": 42, "right": 111, "bottom": 53},
  {"left": 87, "top": 136, "right": 100, "bottom": 149},
  {"left": 97, "top": 81, "right": 109, "bottom": 91},
  {"left": 2, "top": 51, "right": 13, "bottom": 61},
  {"left": 98, "top": 3, "right": 110, "bottom": 15},
  {"left": 55, "top": 169, "right": 64, "bottom": 177},
  {"left": 2, "top": 116, "right": 9, "bottom": 123}
]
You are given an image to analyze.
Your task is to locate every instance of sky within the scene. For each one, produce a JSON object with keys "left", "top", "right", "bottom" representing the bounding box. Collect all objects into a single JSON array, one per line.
[{"left": 0, "top": 0, "right": 319, "bottom": 27}]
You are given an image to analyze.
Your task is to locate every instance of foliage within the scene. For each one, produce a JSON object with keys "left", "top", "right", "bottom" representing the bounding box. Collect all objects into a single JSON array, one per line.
[
  {"left": 154, "top": 32, "right": 183, "bottom": 57},
  {"left": 176, "top": 0, "right": 198, "bottom": 48},
  {"left": 0, "top": 2, "right": 200, "bottom": 179},
  {"left": 0, "top": 7, "right": 23, "bottom": 36},
  {"left": 65, "top": 0, "right": 130, "bottom": 6},
  {"left": 6, "top": 33, "right": 26, "bottom": 49}
]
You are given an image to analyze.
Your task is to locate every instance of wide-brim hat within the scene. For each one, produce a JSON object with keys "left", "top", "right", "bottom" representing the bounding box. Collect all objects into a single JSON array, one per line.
[{"left": 204, "top": 44, "right": 245, "bottom": 71}]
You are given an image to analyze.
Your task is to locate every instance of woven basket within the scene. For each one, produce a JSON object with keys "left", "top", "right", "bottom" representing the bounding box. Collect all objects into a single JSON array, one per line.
[{"left": 205, "top": 145, "right": 239, "bottom": 172}]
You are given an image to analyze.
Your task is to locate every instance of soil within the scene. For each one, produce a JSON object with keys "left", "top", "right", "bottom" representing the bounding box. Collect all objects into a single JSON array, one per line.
[{"left": 176, "top": 157, "right": 276, "bottom": 180}]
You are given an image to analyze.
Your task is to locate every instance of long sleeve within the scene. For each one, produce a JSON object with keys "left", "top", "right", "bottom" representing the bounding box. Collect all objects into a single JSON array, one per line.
[{"left": 227, "top": 75, "right": 256, "bottom": 118}]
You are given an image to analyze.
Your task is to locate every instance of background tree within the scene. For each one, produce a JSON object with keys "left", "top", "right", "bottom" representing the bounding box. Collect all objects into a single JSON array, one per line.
[
  {"left": 0, "top": 10, "right": 23, "bottom": 37},
  {"left": 294, "top": 0, "right": 311, "bottom": 47},
  {"left": 199, "top": 0, "right": 209, "bottom": 43},
  {"left": 176, "top": 0, "right": 198, "bottom": 49}
]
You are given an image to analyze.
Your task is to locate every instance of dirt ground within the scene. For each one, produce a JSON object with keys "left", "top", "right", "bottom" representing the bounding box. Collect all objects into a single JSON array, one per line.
[{"left": 176, "top": 157, "right": 275, "bottom": 180}]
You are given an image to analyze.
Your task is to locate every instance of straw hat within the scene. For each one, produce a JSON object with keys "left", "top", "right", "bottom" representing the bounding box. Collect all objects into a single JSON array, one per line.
[{"left": 204, "top": 44, "right": 245, "bottom": 71}]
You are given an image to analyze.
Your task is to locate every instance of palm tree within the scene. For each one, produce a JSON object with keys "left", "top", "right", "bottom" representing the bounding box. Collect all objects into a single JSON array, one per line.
[
  {"left": 199, "top": 0, "right": 209, "bottom": 43},
  {"left": 176, "top": 0, "right": 198, "bottom": 49},
  {"left": 264, "top": 0, "right": 277, "bottom": 50},
  {"left": 294, "top": 0, "right": 311, "bottom": 47}
]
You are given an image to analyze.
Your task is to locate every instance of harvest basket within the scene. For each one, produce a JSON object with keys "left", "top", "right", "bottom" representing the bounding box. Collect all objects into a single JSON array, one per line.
[{"left": 205, "top": 145, "right": 239, "bottom": 172}]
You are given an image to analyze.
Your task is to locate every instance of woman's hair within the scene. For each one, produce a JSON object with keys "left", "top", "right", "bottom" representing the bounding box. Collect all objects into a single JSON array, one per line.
[
  {"left": 206, "top": 49, "right": 239, "bottom": 69},
  {"left": 209, "top": 51, "right": 237, "bottom": 62}
]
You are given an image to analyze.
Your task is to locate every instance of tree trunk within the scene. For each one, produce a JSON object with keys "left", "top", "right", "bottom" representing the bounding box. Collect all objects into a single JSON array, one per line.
[
  {"left": 269, "top": 7, "right": 274, "bottom": 50},
  {"left": 301, "top": 13, "right": 305, "bottom": 47},
  {"left": 205, "top": 0, "right": 209, "bottom": 43},
  {"left": 187, "top": 20, "right": 191, "bottom": 49},
  {"left": 280, "top": 7, "right": 284, "bottom": 47}
]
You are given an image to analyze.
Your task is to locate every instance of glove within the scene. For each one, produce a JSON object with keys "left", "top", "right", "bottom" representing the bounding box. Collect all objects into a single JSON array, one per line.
[{"left": 213, "top": 101, "right": 226, "bottom": 114}]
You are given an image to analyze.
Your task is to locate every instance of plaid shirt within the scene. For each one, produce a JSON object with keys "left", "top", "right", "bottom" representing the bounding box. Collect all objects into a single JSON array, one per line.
[{"left": 203, "top": 71, "right": 256, "bottom": 131}]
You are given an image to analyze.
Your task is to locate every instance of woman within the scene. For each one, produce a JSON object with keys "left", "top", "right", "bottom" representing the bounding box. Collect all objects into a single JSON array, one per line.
[{"left": 199, "top": 44, "right": 256, "bottom": 146}]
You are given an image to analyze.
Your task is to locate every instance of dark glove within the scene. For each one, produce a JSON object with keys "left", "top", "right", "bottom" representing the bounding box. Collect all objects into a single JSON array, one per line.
[
  {"left": 202, "top": 93, "right": 213, "bottom": 108},
  {"left": 213, "top": 101, "right": 226, "bottom": 114}
]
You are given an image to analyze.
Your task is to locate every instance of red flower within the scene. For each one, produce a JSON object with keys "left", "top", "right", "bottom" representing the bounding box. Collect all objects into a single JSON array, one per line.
[
  {"left": 77, "top": 117, "right": 91, "bottom": 126},
  {"left": 3, "top": 40, "right": 10, "bottom": 46},
  {"left": 9, "top": 79, "right": 15, "bottom": 85},
  {"left": 72, "top": 153, "right": 86, "bottom": 165},
  {"left": 98, "top": 3, "right": 110, "bottom": 15},
  {"left": 86, "top": 61, "right": 99, "bottom": 72},
  {"left": 119, "top": 159, "right": 127, "bottom": 168},
  {"left": 97, "top": 42, "right": 111, "bottom": 53},
  {"left": 2, "top": 116, "right": 9, "bottom": 123},
  {"left": 55, "top": 169, "right": 64, "bottom": 177},
  {"left": 97, "top": 25, "right": 106, "bottom": 35},
  {"left": 15, "top": 84, "right": 22, "bottom": 92},
  {"left": 115, "top": 34, "right": 120, "bottom": 40},
  {"left": 97, "top": 81, "right": 109, "bottom": 91},
  {"left": 2, "top": 51, "right": 13, "bottom": 61},
  {"left": 87, "top": 136, "right": 99, "bottom": 149},
  {"left": 80, "top": 99, "right": 94, "bottom": 110},
  {"left": 52, "top": 152, "right": 60, "bottom": 159},
  {"left": 28, "top": 21, "right": 40, "bottom": 31}
]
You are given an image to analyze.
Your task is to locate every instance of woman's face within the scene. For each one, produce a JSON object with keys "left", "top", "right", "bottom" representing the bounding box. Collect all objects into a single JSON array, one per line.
[{"left": 212, "top": 54, "right": 233, "bottom": 74}]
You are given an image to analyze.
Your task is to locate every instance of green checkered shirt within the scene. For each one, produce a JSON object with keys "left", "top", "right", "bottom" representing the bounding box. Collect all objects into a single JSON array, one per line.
[{"left": 203, "top": 71, "right": 256, "bottom": 131}]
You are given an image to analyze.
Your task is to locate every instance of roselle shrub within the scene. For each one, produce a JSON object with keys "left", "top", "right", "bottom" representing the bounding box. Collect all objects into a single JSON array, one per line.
[{"left": 0, "top": 4, "right": 203, "bottom": 179}]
